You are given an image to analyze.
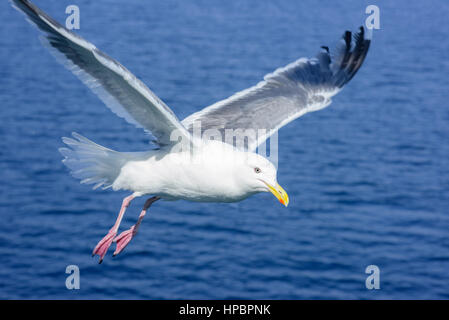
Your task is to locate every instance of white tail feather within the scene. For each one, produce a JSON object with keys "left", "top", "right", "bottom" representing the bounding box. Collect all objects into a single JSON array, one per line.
[{"left": 59, "top": 132, "right": 146, "bottom": 190}]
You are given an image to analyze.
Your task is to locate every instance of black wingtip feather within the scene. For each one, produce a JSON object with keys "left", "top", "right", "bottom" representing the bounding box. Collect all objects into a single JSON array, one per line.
[
  {"left": 325, "top": 26, "right": 371, "bottom": 88},
  {"left": 11, "top": 0, "right": 66, "bottom": 36},
  {"left": 344, "top": 31, "right": 352, "bottom": 50}
]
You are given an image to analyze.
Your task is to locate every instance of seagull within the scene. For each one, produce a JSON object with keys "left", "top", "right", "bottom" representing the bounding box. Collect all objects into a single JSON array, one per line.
[{"left": 12, "top": 0, "right": 371, "bottom": 263}]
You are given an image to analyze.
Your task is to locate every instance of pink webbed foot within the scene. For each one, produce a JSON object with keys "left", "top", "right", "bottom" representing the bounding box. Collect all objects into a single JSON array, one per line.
[
  {"left": 92, "top": 228, "right": 117, "bottom": 264},
  {"left": 113, "top": 226, "right": 137, "bottom": 256},
  {"left": 92, "top": 194, "right": 135, "bottom": 263},
  {"left": 112, "top": 196, "right": 160, "bottom": 257}
]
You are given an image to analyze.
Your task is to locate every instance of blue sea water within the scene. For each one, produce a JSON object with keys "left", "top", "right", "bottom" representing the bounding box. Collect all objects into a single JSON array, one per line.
[{"left": 0, "top": 0, "right": 448, "bottom": 299}]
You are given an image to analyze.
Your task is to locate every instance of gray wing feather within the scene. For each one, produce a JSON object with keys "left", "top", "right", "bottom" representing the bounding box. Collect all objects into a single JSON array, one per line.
[
  {"left": 12, "top": 0, "right": 191, "bottom": 146},
  {"left": 182, "top": 27, "right": 370, "bottom": 151}
]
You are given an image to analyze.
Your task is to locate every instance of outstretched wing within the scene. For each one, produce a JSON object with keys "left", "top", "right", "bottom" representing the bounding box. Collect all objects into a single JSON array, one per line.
[
  {"left": 182, "top": 27, "right": 371, "bottom": 151},
  {"left": 12, "top": 0, "right": 191, "bottom": 146}
]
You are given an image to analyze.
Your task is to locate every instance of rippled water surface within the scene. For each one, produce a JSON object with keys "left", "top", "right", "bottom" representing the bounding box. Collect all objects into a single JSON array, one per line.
[{"left": 1, "top": 0, "right": 448, "bottom": 299}]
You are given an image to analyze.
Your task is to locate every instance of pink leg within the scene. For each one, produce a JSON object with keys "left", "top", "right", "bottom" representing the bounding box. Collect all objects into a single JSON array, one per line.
[
  {"left": 113, "top": 196, "right": 160, "bottom": 256},
  {"left": 92, "top": 194, "right": 135, "bottom": 263}
]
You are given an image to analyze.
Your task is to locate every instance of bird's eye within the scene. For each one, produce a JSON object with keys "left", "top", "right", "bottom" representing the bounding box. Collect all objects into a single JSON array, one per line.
[{"left": 254, "top": 167, "right": 261, "bottom": 174}]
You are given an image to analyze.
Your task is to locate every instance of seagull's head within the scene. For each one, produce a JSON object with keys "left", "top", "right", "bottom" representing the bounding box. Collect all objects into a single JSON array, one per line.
[{"left": 238, "top": 153, "right": 289, "bottom": 207}]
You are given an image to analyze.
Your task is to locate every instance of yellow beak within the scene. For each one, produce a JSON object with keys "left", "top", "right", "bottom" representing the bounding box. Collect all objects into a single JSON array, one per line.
[{"left": 266, "top": 182, "right": 289, "bottom": 207}]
